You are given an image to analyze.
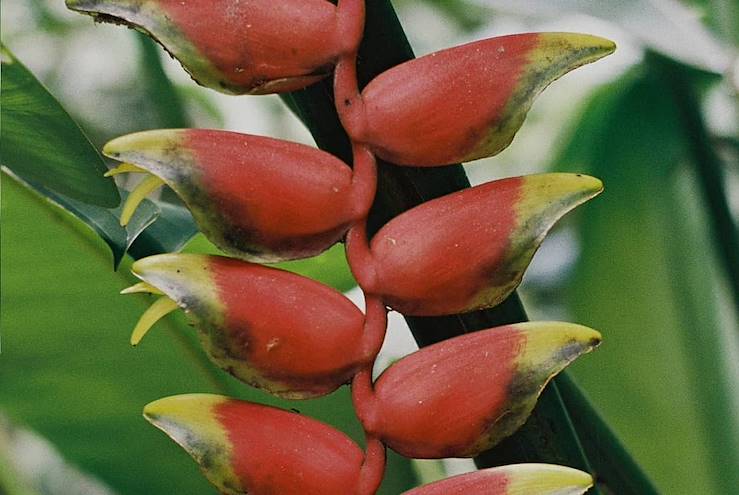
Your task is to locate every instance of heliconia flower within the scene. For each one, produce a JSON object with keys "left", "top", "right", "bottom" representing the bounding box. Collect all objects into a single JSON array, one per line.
[
  {"left": 403, "top": 464, "right": 594, "bottom": 495},
  {"left": 354, "top": 33, "right": 615, "bottom": 166},
  {"left": 104, "top": 129, "right": 365, "bottom": 262},
  {"left": 65, "top": 0, "right": 344, "bottom": 95},
  {"left": 124, "top": 253, "right": 376, "bottom": 399},
  {"left": 359, "top": 322, "right": 601, "bottom": 458},
  {"left": 352, "top": 173, "right": 603, "bottom": 316},
  {"left": 143, "top": 394, "right": 366, "bottom": 495}
]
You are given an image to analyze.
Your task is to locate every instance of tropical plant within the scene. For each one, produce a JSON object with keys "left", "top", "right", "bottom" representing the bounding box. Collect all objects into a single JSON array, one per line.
[{"left": 1, "top": 0, "right": 736, "bottom": 494}]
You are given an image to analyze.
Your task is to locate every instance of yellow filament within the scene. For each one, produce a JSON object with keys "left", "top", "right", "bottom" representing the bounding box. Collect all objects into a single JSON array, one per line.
[
  {"left": 104, "top": 162, "right": 148, "bottom": 177},
  {"left": 120, "top": 282, "right": 164, "bottom": 295},
  {"left": 120, "top": 175, "right": 165, "bottom": 227},
  {"left": 130, "top": 296, "right": 179, "bottom": 346}
]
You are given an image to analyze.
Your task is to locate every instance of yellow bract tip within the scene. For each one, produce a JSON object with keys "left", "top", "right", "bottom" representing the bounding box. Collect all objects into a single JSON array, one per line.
[
  {"left": 119, "top": 175, "right": 165, "bottom": 226},
  {"left": 505, "top": 463, "right": 593, "bottom": 494},
  {"left": 130, "top": 296, "right": 179, "bottom": 346}
]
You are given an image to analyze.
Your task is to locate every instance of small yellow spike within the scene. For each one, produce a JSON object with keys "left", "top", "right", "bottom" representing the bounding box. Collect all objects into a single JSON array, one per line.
[
  {"left": 104, "top": 162, "right": 148, "bottom": 177},
  {"left": 121, "top": 282, "right": 164, "bottom": 295},
  {"left": 120, "top": 175, "right": 165, "bottom": 226},
  {"left": 130, "top": 296, "right": 179, "bottom": 346}
]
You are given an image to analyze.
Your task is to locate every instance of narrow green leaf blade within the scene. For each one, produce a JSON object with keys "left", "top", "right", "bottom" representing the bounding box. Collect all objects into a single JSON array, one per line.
[{"left": 0, "top": 44, "right": 119, "bottom": 207}]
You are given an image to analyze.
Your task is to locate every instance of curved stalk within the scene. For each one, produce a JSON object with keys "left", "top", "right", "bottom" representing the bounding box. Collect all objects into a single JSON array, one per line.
[{"left": 281, "top": 1, "right": 657, "bottom": 493}]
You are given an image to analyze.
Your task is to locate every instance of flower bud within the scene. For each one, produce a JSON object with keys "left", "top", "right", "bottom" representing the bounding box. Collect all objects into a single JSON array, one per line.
[
  {"left": 403, "top": 464, "right": 593, "bottom": 495},
  {"left": 104, "top": 129, "right": 362, "bottom": 262},
  {"left": 359, "top": 33, "right": 615, "bottom": 166},
  {"left": 66, "top": 0, "right": 343, "bottom": 94},
  {"left": 361, "top": 173, "right": 602, "bottom": 316},
  {"left": 144, "top": 394, "right": 365, "bottom": 494},
  {"left": 125, "top": 254, "right": 371, "bottom": 398},
  {"left": 362, "top": 322, "right": 601, "bottom": 458}
]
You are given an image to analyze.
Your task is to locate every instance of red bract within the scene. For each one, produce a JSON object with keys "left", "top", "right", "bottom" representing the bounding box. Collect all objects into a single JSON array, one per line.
[
  {"left": 403, "top": 464, "right": 593, "bottom": 495},
  {"left": 125, "top": 254, "right": 378, "bottom": 398},
  {"left": 144, "top": 394, "right": 365, "bottom": 494},
  {"left": 66, "top": 0, "right": 345, "bottom": 94},
  {"left": 104, "top": 129, "right": 368, "bottom": 262},
  {"left": 349, "top": 173, "right": 603, "bottom": 315},
  {"left": 353, "top": 33, "right": 615, "bottom": 166},
  {"left": 358, "top": 322, "right": 600, "bottom": 458}
]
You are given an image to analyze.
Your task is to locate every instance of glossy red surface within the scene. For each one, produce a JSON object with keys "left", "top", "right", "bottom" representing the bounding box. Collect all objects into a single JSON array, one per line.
[
  {"left": 159, "top": 0, "right": 340, "bottom": 92},
  {"left": 186, "top": 130, "right": 358, "bottom": 259},
  {"left": 216, "top": 400, "right": 364, "bottom": 494},
  {"left": 362, "top": 34, "right": 538, "bottom": 165},
  {"left": 370, "top": 177, "right": 523, "bottom": 315},
  {"left": 210, "top": 257, "right": 368, "bottom": 395},
  {"left": 369, "top": 326, "right": 524, "bottom": 458}
]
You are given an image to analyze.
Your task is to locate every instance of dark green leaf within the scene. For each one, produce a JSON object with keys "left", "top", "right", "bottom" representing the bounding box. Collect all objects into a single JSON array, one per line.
[{"left": 0, "top": 44, "right": 119, "bottom": 207}]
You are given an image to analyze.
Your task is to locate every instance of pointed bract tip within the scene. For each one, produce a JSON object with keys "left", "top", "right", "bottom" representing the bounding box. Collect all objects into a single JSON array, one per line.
[
  {"left": 143, "top": 393, "right": 228, "bottom": 423},
  {"left": 517, "top": 173, "right": 603, "bottom": 226},
  {"left": 505, "top": 463, "right": 594, "bottom": 495},
  {"left": 516, "top": 321, "right": 602, "bottom": 373},
  {"left": 103, "top": 129, "right": 186, "bottom": 160},
  {"left": 538, "top": 32, "right": 616, "bottom": 61}
]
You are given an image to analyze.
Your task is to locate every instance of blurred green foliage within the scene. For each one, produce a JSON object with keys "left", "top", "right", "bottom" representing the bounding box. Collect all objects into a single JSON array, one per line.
[{"left": 556, "top": 60, "right": 738, "bottom": 494}]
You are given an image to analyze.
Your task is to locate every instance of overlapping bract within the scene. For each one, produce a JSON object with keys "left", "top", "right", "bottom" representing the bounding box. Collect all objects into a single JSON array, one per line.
[
  {"left": 66, "top": 0, "right": 345, "bottom": 94},
  {"left": 125, "top": 253, "right": 373, "bottom": 398},
  {"left": 105, "top": 129, "right": 363, "bottom": 262},
  {"left": 355, "top": 33, "right": 615, "bottom": 166},
  {"left": 144, "top": 394, "right": 365, "bottom": 495},
  {"left": 355, "top": 174, "right": 603, "bottom": 315},
  {"left": 68, "top": 1, "right": 617, "bottom": 492},
  {"left": 361, "top": 322, "right": 601, "bottom": 458}
]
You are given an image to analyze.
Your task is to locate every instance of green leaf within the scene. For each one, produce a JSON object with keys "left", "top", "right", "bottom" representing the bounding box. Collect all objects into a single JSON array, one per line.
[
  {"left": 0, "top": 178, "right": 416, "bottom": 494},
  {"left": 0, "top": 43, "right": 119, "bottom": 208},
  {"left": 555, "top": 60, "right": 738, "bottom": 494},
  {"left": 3, "top": 168, "right": 199, "bottom": 270}
]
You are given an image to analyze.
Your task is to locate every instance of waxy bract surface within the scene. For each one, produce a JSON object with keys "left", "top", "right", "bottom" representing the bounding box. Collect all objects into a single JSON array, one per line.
[
  {"left": 144, "top": 394, "right": 365, "bottom": 495},
  {"left": 363, "top": 322, "right": 601, "bottom": 458},
  {"left": 130, "top": 254, "right": 371, "bottom": 398},
  {"left": 360, "top": 33, "right": 615, "bottom": 166},
  {"left": 105, "top": 129, "right": 362, "bottom": 262},
  {"left": 363, "top": 174, "right": 603, "bottom": 315}
]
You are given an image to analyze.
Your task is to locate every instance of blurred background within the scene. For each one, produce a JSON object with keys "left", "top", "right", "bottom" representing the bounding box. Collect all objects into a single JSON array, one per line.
[{"left": 1, "top": 0, "right": 737, "bottom": 494}]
